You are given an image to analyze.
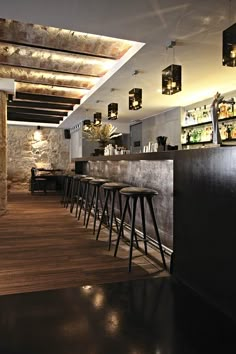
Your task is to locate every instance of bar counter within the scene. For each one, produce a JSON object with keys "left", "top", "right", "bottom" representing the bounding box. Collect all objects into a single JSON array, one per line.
[{"left": 74, "top": 147, "right": 236, "bottom": 323}]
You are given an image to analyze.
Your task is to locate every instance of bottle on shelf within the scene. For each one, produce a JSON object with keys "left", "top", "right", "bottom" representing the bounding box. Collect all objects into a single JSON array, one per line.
[{"left": 202, "top": 105, "right": 210, "bottom": 123}]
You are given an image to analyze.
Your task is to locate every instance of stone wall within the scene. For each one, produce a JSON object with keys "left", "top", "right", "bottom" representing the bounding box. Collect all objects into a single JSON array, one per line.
[
  {"left": 0, "top": 92, "right": 7, "bottom": 215},
  {"left": 7, "top": 126, "right": 71, "bottom": 190}
]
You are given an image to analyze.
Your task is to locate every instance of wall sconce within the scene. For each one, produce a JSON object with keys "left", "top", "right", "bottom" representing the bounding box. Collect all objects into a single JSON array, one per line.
[
  {"left": 162, "top": 64, "right": 182, "bottom": 95},
  {"left": 93, "top": 112, "right": 102, "bottom": 126},
  {"left": 223, "top": 23, "right": 236, "bottom": 67},
  {"left": 83, "top": 119, "right": 91, "bottom": 131},
  {"left": 129, "top": 88, "right": 142, "bottom": 110},
  {"left": 8, "top": 94, "right": 13, "bottom": 103},
  {"left": 34, "top": 126, "right": 42, "bottom": 141},
  {"left": 108, "top": 103, "right": 118, "bottom": 120}
]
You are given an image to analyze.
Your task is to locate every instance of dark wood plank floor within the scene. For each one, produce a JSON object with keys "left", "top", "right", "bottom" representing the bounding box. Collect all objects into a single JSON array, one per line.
[{"left": 0, "top": 190, "right": 168, "bottom": 295}]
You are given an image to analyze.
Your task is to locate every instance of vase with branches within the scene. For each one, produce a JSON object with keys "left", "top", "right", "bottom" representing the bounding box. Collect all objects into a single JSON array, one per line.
[{"left": 83, "top": 123, "right": 122, "bottom": 147}]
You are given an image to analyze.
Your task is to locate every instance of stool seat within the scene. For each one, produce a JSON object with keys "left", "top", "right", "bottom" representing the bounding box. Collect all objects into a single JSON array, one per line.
[
  {"left": 89, "top": 179, "right": 109, "bottom": 186},
  {"left": 120, "top": 187, "right": 158, "bottom": 196},
  {"left": 73, "top": 174, "right": 87, "bottom": 179},
  {"left": 80, "top": 177, "right": 94, "bottom": 182},
  {"left": 102, "top": 182, "right": 130, "bottom": 190}
]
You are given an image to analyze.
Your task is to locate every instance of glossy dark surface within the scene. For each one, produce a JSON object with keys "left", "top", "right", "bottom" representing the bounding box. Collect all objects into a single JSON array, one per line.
[
  {"left": 0, "top": 276, "right": 235, "bottom": 354},
  {"left": 174, "top": 147, "right": 236, "bottom": 321},
  {"left": 75, "top": 146, "right": 236, "bottom": 322}
]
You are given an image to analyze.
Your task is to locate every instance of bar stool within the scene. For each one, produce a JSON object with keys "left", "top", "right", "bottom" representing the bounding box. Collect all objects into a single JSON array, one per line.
[
  {"left": 114, "top": 187, "right": 167, "bottom": 272},
  {"left": 70, "top": 175, "right": 87, "bottom": 214},
  {"left": 77, "top": 176, "right": 94, "bottom": 224},
  {"left": 96, "top": 182, "right": 130, "bottom": 250},
  {"left": 85, "top": 179, "right": 109, "bottom": 234}
]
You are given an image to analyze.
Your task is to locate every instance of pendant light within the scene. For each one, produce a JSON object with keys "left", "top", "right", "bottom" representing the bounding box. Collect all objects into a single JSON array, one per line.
[
  {"left": 108, "top": 88, "right": 118, "bottom": 120},
  {"left": 93, "top": 112, "right": 102, "bottom": 126},
  {"left": 129, "top": 70, "right": 142, "bottom": 110},
  {"left": 83, "top": 120, "right": 91, "bottom": 131},
  {"left": 223, "top": 23, "right": 236, "bottom": 67},
  {"left": 108, "top": 103, "right": 118, "bottom": 120},
  {"left": 83, "top": 109, "right": 91, "bottom": 131},
  {"left": 162, "top": 40, "right": 182, "bottom": 95}
]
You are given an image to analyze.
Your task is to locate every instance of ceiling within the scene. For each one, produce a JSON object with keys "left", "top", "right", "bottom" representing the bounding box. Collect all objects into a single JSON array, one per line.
[
  {"left": 0, "top": 18, "right": 140, "bottom": 126},
  {"left": 1, "top": 0, "right": 236, "bottom": 129}
]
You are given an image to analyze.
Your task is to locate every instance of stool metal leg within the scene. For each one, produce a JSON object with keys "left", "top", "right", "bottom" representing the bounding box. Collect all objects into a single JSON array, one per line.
[
  {"left": 70, "top": 179, "right": 78, "bottom": 213},
  {"left": 83, "top": 184, "right": 90, "bottom": 225},
  {"left": 118, "top": 193, "right": 125, "bottom": 238},
  {"left": 66, "top": 178, "right": 73, "bottom": 209},
  {"left": 93, "top": 186, "right": 100, "bottom": 234},
  {"left": 78, "top": 184, "right": 86, "bottom": 220},
  {"left": 86, "top": 186, "right": 96, "bottom": 228},
  {"left": 129, "top": 196, "right": 138, "bottom": 272},
  {"left": 114, "top": 196, "right": 129, "bottom": 257},
  {"left": 75, "top": 180, "right": 82, "bottom": 218},
  {"left": 96, "top": 190, "right": 109, "bottom": 241},
  {"left": 146, "top": 196, "right": 167, "bottom": 269},
  {"left": 108, "top": 190, "right": 116, "bottom": 250},
  {"left": 140, "top": 196, "right": 148, "bottom": 255}
]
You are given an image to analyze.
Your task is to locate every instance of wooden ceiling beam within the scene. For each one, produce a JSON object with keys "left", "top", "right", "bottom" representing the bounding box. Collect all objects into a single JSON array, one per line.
[
  {"left": 0, "top": 62, "right": 100, "bottom": 78},
  {"left": 0, "top": 42, "right": 113, "bottom": 76},
  {"left": 0, "top": 39, "right": 117, "bottom": 60},
  {"left": 0, "top": 19, "right": 132, "bottom": 60}
]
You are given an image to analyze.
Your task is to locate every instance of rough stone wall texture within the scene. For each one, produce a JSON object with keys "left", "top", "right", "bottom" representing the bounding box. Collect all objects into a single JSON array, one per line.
[
  {"left": 0, "top": 92, "right": 7, "bottom": 215},
  {"left": 7, "top": 126, "right": 71, "bottom": 190}
]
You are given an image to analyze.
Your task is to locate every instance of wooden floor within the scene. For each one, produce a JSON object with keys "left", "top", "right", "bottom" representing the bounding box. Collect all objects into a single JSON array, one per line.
[{"left": 0, "top": 190, "right": 168, "bottom": 295}]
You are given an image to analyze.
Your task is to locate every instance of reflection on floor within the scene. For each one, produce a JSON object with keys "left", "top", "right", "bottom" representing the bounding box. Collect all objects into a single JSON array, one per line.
[{"left": 0, "top": 276, "right": 235, "bottom": 354}]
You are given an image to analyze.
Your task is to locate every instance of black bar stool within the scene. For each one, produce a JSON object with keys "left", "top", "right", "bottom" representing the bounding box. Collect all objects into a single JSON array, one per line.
[
  {"left": 70, "top": 175, "right": 87, "bottom": 214},
  {"left": 96, "top": 182, "right": 130, "bottom": 250},
  {"left": 77, "top": 177, "right": 94, "bottom": 224},
  {"left": 85, "top": 179, "right": 109, "bottom": 234},
  {"left": 114, "top": 187, "right": 167, "bottom": 272}
]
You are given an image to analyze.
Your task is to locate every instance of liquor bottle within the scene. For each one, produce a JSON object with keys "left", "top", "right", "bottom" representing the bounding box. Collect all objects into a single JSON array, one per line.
[{"left": 202, "top": 105, "right": 210, "bottom": 123}]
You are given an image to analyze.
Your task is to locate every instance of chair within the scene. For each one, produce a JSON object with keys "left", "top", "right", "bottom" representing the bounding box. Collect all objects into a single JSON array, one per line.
[{"left": 30, "top": 167, "right": 47, "bottom": 194}]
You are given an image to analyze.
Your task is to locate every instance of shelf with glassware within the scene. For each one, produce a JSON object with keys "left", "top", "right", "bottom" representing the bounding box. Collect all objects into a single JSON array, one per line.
[{"left": 181, "top": 101, "right": 236, "bottom": 147}]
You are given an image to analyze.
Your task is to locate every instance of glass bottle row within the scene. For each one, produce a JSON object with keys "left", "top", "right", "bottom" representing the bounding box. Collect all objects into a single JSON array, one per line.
[
  {"left": 182, "top": 101, "right": 235, "bottom": 127},
  {"left": 181, "top": 121, "right": 236, "bottom": 144}
]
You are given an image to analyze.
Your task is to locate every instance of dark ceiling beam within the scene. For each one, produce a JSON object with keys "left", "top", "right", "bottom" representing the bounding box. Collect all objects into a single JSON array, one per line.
[
  {"left": 16, "top": 82, "right": 86, "bottom": 99},
  {"left": 7, "top": 112, "right": 62, "bottom": 124},
  {"left": 7, "top": 107, "right": 67, "bottom": 117},
  {"left": 8, "top": 100, "right": 74, "bottom": 111},
  {"left": 15, "top": 80, "right": 89, "bottom": 90},
  {"left": 15, "top": 92, "right": 80, "bottom": 105}
]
